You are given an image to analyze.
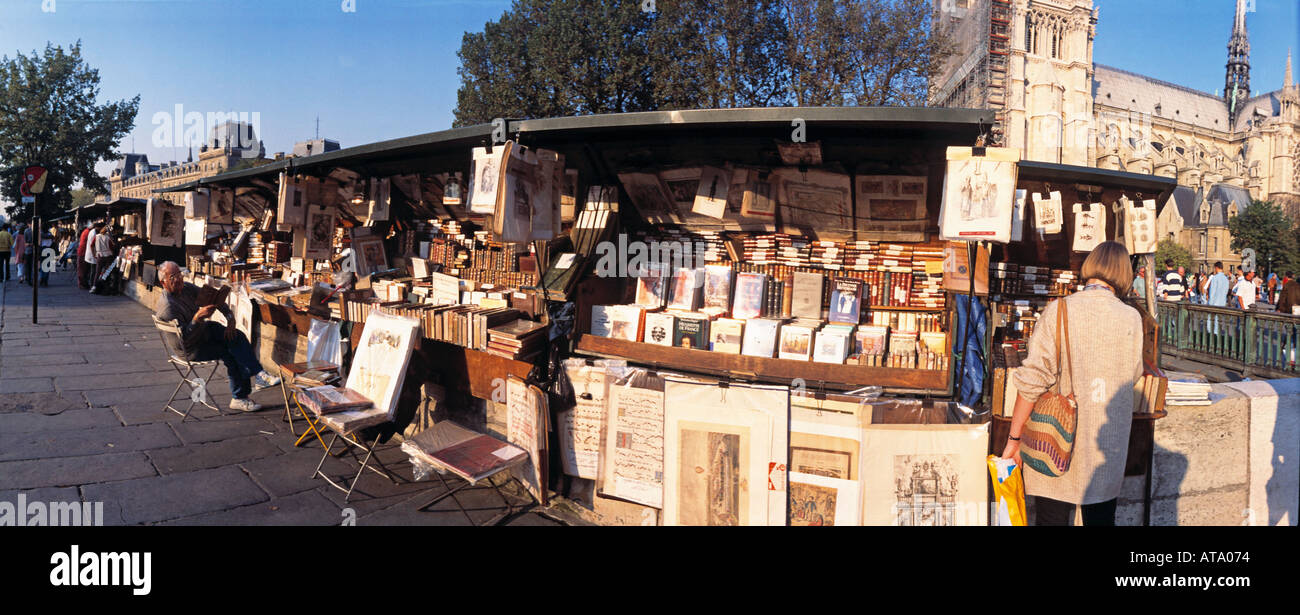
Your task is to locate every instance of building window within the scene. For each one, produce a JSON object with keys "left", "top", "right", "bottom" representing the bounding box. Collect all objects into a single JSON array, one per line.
[
  {"left": 1026, "top": 15, "right": 1037, "bottom": 54},
  {"left": 1200, "top": 233, "right": 1207, "bottom": 255},
  {"left": 1051, "top": 28, "right": 1061, "bottom": 59},
  {"left": 1213, "top": 236, "right": 1219, "bottom": 254}
]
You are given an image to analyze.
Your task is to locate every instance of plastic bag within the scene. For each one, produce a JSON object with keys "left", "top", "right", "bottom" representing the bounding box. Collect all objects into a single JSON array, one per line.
[
  {"left": 307, "top": 318, "right": 342, "bottom": 365},
  {"left": 987, "top": 455, "right": 1026, "bottom": 526}
]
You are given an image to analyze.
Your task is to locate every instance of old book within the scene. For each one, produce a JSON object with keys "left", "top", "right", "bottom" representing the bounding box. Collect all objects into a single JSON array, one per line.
[
  {"left": 196, "top": 285, "right": 231, "bottom": 308},
  {"left": 298, "top": 385, "right": 372, "bottom": 414},
  {"left": 590, "top": 305, "right": 615, "bottom": 337},
  {"left": 668, "top": 268, "right": 704, "bottom": 311},
  {"left": 791, "top": 272, "right": 824, "bottom": 320},
  {"left": 606, "top": 305, "right": 646, "bottom": 342},
  {"left": 812, "top": 329, "right": 850, "bottom": 364},
  {"left": 402, "top": 423, "right": 528, "bottom": 484},
  {"left": 829, "top": 278, "right": 864, "bottom": 324},
  {"left": 732, "top": 272, "right": 767, "bottom": 320},
  {"left": 710, "top": 318, "right": 745, "bottom": 354},
  {"left": 741, "top": 318, "right": 781, "bottom": 358},
  {"left": 673, "top": 314, "right": 710, "bottom": 350},
  {"left": 702, "top": 264, "right": 734, "bottom": 316},
  {"left": 853, "top": 325, "right": 889, "bottom": 356},
  {"left": 634, "top": 262, "right": 669, "bottom": 309},
  {"left": 317, "top": 406, "right": 388, "bottom": 433},
  {"left": 282, "top": 360, "right": 340, "bottom": 375},
  {"left": 778, "top": 324, "right": 814, "bottom": 361},
  {"left": 489, "top": 319, "right": 546, "bottom": 340},
  {"left": 644, "top": 311, "right": 676, "bottom": 346}
]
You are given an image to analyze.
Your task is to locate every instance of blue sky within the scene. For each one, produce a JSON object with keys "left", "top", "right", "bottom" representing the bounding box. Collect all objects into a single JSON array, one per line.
[{"left": 0, "top": 0, "right": 1295, "bottom": 183}]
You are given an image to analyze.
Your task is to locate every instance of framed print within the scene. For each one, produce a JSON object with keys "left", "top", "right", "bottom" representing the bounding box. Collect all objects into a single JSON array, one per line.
[
  {"left": 304, "top": 208, "right": 335, "bottom": 260},
  {"left": 351, "top": 233, "right": 388, "bottom": 276}
]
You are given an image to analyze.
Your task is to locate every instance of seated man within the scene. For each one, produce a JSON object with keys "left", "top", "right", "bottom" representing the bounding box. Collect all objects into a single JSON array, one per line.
[{"left": 155, "top": 261, "right": 280, "bottom": 412}]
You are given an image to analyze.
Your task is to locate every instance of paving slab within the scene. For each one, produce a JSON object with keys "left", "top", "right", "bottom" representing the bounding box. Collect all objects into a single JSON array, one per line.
[
  {"left": 161, "top": 489, "right": 344, "bottom": 526},
  {"left": 0, "top": 423, "right": 180, "bottom": 462},
  {"left": 0, "top": 452, "right": 158, "bottom": 490},
  {"left": 0, "top": 360, "right": 161, "bottom": 379},
  {"left": 0, "top": 391, "right": 81, "bottom": 415},
  {"left": 147, "top": 435, "right": 284, "bottom": 475},
  {"left": 168, "top": 415, "right": 280, "bottom": 444},
  {"left": 0, "top": 377, "right": 55, "bottom": 394},
  {"left": 0, "top": 353, "right": 90, "bottom": 367},
  {"left": 240, "top": 447, "right": 356, "bottom": 498},
  {"left": 0, "top": 406, "right": 121, "bottom": 432},
  {"left": 82, "top": 466, "right": 269, "bottom": 525}
]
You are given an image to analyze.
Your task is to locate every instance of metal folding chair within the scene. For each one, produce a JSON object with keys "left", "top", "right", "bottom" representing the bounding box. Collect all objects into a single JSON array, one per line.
[
  {"left": 151, "top": 316, "right": 223, "bottom": 422},
  {"left": 309, "top": 407, "right": 402, "bottom": 502},
  {"left": 401, "top": 420, "right": 533, "bottom": 526},
  {"left": 277, "top": 363, "right": 332, "bottom": 449}
]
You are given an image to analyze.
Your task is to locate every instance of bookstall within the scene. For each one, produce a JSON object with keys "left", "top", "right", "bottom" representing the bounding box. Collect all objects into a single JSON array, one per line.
[{"left": 109, "top": 107, "right": 1177, "bottom": 525}]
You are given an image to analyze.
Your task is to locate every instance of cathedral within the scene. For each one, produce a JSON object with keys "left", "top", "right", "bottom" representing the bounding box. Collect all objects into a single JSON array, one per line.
[{"left": 932, "top": 0, "right": 1299, "bottom": 271}]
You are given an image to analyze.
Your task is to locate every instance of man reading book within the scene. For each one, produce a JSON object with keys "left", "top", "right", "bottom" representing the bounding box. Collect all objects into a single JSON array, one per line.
[{"left": 155, "top": 261, "right": 280, "bottom": 412}]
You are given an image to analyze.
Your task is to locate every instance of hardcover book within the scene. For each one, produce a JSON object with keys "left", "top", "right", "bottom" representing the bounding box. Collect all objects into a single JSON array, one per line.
[
  {"left": 668, "top": 268, "right": 704, "bottom": 311},
  {"left": 812, "top": 329, "right": 850, "bottom": 364},
  {"left": 590, "top": 305, "right": 614, "bottom": 337},
  {"left": 741, "top": 318, "right": 781, "bottom": 358},
  {"left": 702, "top": 264, "right": 734, "bottom": 316},
  {"left": 732, "top": 272, "right": 768, "bottom": 320},
  {"left": 673, "top": 314, "right": 711, "bottom": 350},
  {"left": 644, "top": 312, "right": 677, "bottom": 346},
  {"left": 606, "top": 305, "right": 645, "bottom": 342},
  {"left": 778, "top": 325, "right": 814, "bottom": 361},
  {"left": 634, "top": 262, "right": 669, "bottom": 308},
  {"left": 829, "top": 278, "right": 864, "bottom": 324},
  {"left": 791, "top": 272, "right": 824, "bottom": 320},
  {"left": 710, "top": 318, "right": 745, "bottom": 354}
]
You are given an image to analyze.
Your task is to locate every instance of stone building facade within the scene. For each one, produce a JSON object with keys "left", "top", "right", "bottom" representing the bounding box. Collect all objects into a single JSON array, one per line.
[
  {"left": 109, "top": 121, "right": 268, "bottom": 200},
  {"left": 932, "top": 0, "right": 1300, "bottom": 267}
]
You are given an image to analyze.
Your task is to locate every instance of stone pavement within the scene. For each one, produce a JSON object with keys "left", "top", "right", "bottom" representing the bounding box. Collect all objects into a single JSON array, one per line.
[{"left": 0, "top": 269, "right": 560, "bottom": 526}]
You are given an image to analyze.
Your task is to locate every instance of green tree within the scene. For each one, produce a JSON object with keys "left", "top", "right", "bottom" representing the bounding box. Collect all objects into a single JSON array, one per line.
[
  {"left": 453, "top": 0, "right": 955, "bottom": 124},
  {"left": 1154, "top": 239, "right": 1192, "bottom": 272},
  {"left": 69, "top": 187, "right": 98, "bottom": 208},
  {"left": 0, "top": 42, "right": 139, "bottom": 220},
  {"left": 1227, "top": 200, "right": 1298, "bottom": 275}
]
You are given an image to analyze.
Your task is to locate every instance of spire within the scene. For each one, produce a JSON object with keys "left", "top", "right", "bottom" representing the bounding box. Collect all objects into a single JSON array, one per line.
[
  {"left": 1286, "top": 49, "right": 1293, "bottom": 89},
  {"left": 1225, "top": 0, "right": 1252, "bottom": 120}
]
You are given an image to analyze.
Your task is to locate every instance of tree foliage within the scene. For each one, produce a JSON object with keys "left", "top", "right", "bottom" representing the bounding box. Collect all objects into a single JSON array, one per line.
[
  {"left": 1227, "top": 200, "right": 1299, "bottom": 274},
  {"left": 453, "top": 0, "right": 955, "bottom": 126},
  {"left": 0, "top": 42, "right": 139, "bottom": 220},
  {"left": 1154, "top": 239, "right": 1192, "bottom": 272}
]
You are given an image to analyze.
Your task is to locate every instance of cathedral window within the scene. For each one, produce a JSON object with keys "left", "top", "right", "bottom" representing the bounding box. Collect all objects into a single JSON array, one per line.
[
  {"left": 1051, "top": 28, "right": 1061, "bottom": 59},
  {"left": 1026, "top": 15, "right": 1038, "bottom": 54}
]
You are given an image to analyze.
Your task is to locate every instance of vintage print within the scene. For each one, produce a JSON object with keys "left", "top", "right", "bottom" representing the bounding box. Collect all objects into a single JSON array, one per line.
[
  {"left": 677, "top": 428, "right": 747, "bottom": 526},
  {"left": 789, "top": 481, "right": 838, "bottom": 526},
  {"left": 939, "top": 146, "right": 1020, "bottom": 243}
]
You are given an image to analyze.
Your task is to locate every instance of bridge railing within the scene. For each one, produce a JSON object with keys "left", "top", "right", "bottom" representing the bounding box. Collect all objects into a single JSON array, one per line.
[{"left": 1156, "top": 300, "right": 1300, "bottom": 379}]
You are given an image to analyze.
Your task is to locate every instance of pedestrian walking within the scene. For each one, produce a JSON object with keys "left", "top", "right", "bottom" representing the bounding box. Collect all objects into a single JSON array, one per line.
[
  {"left": 83, "top": 222, "right": 101, "bottom": 291},
  {"left": 0, "top": 224, "right": 12, "bottom": 283},
  {"left": 1002, "top": 241, "right": 1144, "bottom": 526},
  {"left": 76, "top": 223, "right": 93, "bottom": 289},
  {"left": 13, "top": 225, "right": 27, "bottom": 284}
]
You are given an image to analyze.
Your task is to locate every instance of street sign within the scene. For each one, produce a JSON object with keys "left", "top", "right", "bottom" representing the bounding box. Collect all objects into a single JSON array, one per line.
[
  {"left": 20, "top": 166, "right": 48, "bottom": 197},
  {"left": 21, "top": 196, "right": 34, "bottom": 204}
]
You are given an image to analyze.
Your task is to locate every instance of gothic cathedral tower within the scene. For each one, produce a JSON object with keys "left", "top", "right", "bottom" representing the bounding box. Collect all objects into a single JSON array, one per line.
[
  {"left": 1225, "top": 0, "right": 1252, "bottom": 122},
  {"left": 1003, "top": 0, "right": 1097, "bottom": 166}
]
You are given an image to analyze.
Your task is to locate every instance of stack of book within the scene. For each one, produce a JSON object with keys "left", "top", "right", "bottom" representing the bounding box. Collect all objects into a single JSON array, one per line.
[
  {"left": 487, "top": 319, "right": 548, "bottom": 360},
  {"left": 247, "top": 233, "right": 266, "bottom": 265},
  {"left": 910, "top": 245, "right": 945, "bottom": 309},
  {"left": 810, "top": 241, "right": 844, "bottom": 270},
  {"left": 1165, "top": 378, "right": 1211, "bottom": 406},
  {"left": 400, "top": 421, "right": 528, "bottom": 484},
  {"left": 297, "top": 385, "right": 373, "bottom": 415},
  {"left": 267, "top": 241, "right": 291, "bottom": 264},
  {"left": 843, "top": 241, "right": 874, "bottom": 272}
]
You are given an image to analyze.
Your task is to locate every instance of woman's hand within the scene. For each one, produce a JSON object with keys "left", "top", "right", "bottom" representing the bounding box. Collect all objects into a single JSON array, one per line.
[{"left": 1001, "top": 439, "right": 1022, "bottom": 465}]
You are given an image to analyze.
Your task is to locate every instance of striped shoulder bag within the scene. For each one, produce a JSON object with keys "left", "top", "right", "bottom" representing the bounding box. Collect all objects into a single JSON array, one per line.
[{"left": 1021, "top": 298, "right": 1078, "bottom": 477}]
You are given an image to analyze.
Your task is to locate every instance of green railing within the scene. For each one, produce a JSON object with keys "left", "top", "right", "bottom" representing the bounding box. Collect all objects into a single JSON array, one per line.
[{"left": 1156, "top": 300, "right": 1300, "bottom": 378}]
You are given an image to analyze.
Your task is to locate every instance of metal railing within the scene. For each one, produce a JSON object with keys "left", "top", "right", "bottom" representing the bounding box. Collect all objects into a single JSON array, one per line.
[{"left": 1156, "top": 300, "right": 1300, "bottom": 379}]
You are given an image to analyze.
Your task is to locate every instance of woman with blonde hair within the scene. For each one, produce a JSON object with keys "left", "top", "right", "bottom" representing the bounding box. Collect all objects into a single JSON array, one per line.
[{"left": 1001, "top": 241, "right": 1144, "bottom": 526}]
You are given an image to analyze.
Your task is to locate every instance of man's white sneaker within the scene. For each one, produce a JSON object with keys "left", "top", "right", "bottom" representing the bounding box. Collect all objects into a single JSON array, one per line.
[
  {"left": 251, "top": 371, "right": 282, "bottom": 392},
  {"left": 230, "top": 398, "right": 262, "bottom": 412}
]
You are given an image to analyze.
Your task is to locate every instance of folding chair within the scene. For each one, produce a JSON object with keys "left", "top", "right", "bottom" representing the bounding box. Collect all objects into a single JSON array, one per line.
[
  {"left": 277, "top": 362, "right": 335, "bottom": 450},
  {"left": 151, "top": 316, "right": 223, "bottom": 422},
  {"left": 401, "top": 420, "right": 533, "bottom": 526},
  {"left": 309, "top": 406, "right": 402, "bottom": 502}
]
